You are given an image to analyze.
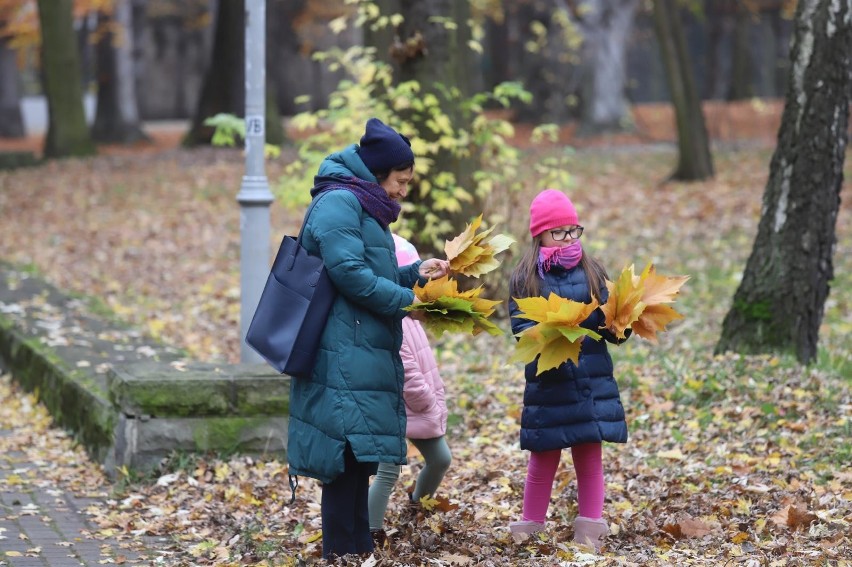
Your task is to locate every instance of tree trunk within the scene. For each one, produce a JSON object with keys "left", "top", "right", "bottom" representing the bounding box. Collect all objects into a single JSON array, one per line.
[
  {"left": 36, "top": 0, "right": 96, "bottom": 158},
  {"left": 727, "top": 2, "right": 754, "bottom": 100},
  {"left": 92, "top": 0, "right": 148, "bottom": 144},
  {"left": 183, "top": 0, "right": 245, "bottom": 147},
  {"left": 267, "top": 0, "right": 359, "bottom": 115},
  {"left": 0, "top": 37, "right": 25, "bottom": 138},
  {"left": 716, "top": 0, "right": 851, "bottom": 364},
  {"left": 652, "top": 0, "right": 713, "bottom": 180},
  {"left": 704, "top": 0, "right": 734, "bottom": 99},
  {"left": 363, "top": 0, "right": 400, "bottom": 68},
  {"left": 395, "top": 0, "right": 480, "bottom": 255},
  {"left": 483, "top": 4, "right": 510, "bottom": 89},
  {"left": 264, "top": 84, "right": 285, "bottom": 145},
  {"left": 131, "top": 0, "right": 213, "bottom": 119},
  {"left": 502, "top": 1, "right": 579, "bottom": 123},
  {"left": 770, "top": 6, "right": 793, "bottom": 96},
  {"left": 576, "top": 0, "right": 640, "bottom": 134}
]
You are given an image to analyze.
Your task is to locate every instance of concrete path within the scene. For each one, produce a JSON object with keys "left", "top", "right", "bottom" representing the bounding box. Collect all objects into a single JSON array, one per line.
[{"left": 0, "top": 378, "right": 172, "bottom": 567}]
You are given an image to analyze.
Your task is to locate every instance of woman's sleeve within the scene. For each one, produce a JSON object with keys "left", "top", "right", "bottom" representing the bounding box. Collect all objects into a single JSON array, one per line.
[
  {"left": 309, "top": 191, "right": 414, "bottom": 317},
  {"left": 399, "top": 262, "right": 424, "bottom": 289}
]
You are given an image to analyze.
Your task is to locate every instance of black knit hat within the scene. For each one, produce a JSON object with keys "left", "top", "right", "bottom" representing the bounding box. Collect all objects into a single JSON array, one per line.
[{"left": 358, "top": 118, "right": 415, "bottom": 174}]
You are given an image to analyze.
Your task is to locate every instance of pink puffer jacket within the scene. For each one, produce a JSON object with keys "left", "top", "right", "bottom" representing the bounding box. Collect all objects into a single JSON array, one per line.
[{"left": 400, "top": 316, "right": 447, "bottom": 439}]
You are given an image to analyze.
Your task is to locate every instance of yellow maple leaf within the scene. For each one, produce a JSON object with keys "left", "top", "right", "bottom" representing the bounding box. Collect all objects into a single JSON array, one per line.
[
  {"left": 444, "top": 214, "right": 515, "bottom": 277},
  {"left": 634, "top": 263, "right": 689, "bottom": 341},
  {"left": 601, "top": 264, "right": 645, "bottom": 339},
  {"left": 413, "top": 275, "right": 458, "bottom": 303},
  {"left": 409, "top": 276, "right": 502, "bottom": 337},
  {"left": 639, "top": 263, "right": 690, "bottom": 305},
  {"left": 632, "top": 304, "right": 684, "bottom": 343},
  {"left": 602, "top": 263, "right": 689, "bottom": 341},
  {"left": 510, "top": 293, "right": 601, "bottom": 374}
]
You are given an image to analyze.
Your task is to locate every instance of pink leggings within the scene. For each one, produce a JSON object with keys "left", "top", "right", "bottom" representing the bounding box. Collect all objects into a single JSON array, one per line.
[{"left": 521, "top": 443, "right": 604, "bottom": 522}]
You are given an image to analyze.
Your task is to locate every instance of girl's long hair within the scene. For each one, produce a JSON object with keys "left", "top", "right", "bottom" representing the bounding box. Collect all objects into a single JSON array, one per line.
[{"left": 510, "top": 236, "right": 609, "bottom": 303}]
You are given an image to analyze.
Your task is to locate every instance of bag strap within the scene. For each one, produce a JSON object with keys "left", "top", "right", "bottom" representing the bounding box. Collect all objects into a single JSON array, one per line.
[{"left": 296, "top": 190, "right": 334, "bottom": 245}]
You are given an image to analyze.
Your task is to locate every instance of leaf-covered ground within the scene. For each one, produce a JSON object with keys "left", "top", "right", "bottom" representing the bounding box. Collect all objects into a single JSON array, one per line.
[{"left": 1, "top": 105, "right": 851, "bottom": 565}]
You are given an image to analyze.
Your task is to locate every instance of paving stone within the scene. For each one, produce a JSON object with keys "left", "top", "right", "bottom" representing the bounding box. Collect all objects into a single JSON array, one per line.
[
  {"left": 0, "top": 492, "right": 35, "bottom": 508},
  {"left": 1, "top": 438, "right": 167, "bottom": 567},
  {"left": 4, "top": 559, "right": 48, "bottom": 567}
]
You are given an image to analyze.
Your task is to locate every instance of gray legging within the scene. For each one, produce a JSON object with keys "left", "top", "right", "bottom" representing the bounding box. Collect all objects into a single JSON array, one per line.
[{"left": 368, "top": 436, "right": 452, "bottom": 530}]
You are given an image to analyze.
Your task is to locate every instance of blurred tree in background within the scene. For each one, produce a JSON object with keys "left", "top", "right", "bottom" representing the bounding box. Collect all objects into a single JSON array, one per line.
[{"left": 36, "top": 0, "right": 95, "bottom": 157}]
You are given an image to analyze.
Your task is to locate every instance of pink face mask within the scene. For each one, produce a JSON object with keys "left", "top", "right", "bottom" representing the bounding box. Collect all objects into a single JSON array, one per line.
[{"left": 538, "top": 240, "right": 583, "bottom": 277}]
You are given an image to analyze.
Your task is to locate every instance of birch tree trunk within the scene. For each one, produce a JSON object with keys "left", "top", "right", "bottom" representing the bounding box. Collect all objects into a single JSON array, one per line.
[
  {"left": 575, "top": 0, "right": 640, "bottom": 134},
  {"left": 716, "top": 0, "right": 851, "bottom": 364},
  {"left": 36, "top": 0, "right": 96, "bottom": 158}
]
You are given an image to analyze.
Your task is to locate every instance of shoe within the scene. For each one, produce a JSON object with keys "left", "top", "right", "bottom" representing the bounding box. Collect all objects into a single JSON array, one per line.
[
  {"left": 573, "top": 516, "right": 608, "bottom": 551},
  {"left": 509, "top": 520, "right": 545, "bottom": 543}
]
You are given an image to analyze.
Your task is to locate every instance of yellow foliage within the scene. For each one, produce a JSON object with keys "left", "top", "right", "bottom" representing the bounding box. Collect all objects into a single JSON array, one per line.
[
  {"left": 444, "top": 214, "right": 515, "bottom": 278},
  {"left": 409, "top": 276, "right": 502, "bottom": 337},
  {"left": 600, "top": 264, "right": 645, "bottom": 339},
  {"left": 509, "top": 292, "right": 601, "bottom": 374},
  {"left": 602, "top": 263, "right": 689, "bottom": 342}
]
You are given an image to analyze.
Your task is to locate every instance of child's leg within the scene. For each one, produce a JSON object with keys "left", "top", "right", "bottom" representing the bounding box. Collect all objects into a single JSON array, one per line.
[
  {"left": 410, "top": 436, "right": 452, "bottom": 501},
  {"left": 570, "top": 442, "right": 604, "bottom": 519},
  {"left": 367, "top": 462, "right": 401, "bottom": 531},
  {"left": 522, "top": 449, "right": 561, "bottom": 523}
]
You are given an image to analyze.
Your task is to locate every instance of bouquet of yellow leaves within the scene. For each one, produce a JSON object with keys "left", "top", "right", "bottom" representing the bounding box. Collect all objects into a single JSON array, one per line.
[
  {"left": 600, "top": 263, "right": 689, "bottom": 342},
  {"left": 405, "top": 276, "right": 503, "bottom": 337},
  {"left": 510, "top": 293, "right": 603, "bottom": 375},
  {"left": 444, "top": 214, "right": 515, "bottom": 278}
]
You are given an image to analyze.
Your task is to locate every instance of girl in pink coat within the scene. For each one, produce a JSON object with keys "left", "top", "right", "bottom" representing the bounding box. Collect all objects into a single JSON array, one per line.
[{"left": 367, "top": 234, "right": 452, "bottom": 540}]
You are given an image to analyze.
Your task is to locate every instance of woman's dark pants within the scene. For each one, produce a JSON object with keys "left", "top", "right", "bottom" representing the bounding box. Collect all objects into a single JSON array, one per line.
[{"left": 321, "top": 445, "right": 376, "bottom": 559}]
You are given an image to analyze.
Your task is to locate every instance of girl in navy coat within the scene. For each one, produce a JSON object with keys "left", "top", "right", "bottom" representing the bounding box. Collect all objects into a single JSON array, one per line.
[{"left": 507, "top": 189, "right": 629, "bottom": 551}]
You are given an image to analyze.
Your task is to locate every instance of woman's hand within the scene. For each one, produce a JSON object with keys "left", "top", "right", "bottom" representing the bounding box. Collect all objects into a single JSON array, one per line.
[{"left": 419, "top": 258, "right": 450, "bottom": 279}]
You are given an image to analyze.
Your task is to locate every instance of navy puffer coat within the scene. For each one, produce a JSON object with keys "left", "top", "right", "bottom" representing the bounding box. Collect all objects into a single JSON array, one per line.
[{"left": 509, "top": 263, "right": 628, "bottom": 452}]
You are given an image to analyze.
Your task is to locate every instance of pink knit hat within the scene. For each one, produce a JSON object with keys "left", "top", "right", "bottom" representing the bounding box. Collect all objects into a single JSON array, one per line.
[
  {"left": 392, "top": 233, "right": 421, "bottom": 267},
  {"left": 529, "top": 189, "right": 579, "bottom": 237}
]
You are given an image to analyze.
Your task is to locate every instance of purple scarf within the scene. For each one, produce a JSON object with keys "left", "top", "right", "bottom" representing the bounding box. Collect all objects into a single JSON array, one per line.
[
  {"left": 538, "top": 241, "right": 583, "bottom": 278},
  {"left": 314, "top": 176, "right": 400, "bottom": 228}
]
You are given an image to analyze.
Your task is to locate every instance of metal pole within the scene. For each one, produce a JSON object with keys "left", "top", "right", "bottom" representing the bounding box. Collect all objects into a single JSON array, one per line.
[{"left": 238, "top": 0, "right": 274, "bottom": 363}]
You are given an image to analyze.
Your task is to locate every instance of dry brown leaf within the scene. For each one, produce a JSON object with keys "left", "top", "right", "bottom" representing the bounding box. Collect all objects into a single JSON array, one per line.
[
  {"left": 439, "top": 553, "right": 473, "bottom": 565},
  {"left": 662, "top": 523, "right": 682, "bottom": 538},
  {"left": 771, "top": 503, "right": 818, "bottom": 530},
  {"left": 663, "top": 517, "right": 712, "bottom": 539},
  {"left": 679, "top": 517, "right": 713, "bottom": 538}
]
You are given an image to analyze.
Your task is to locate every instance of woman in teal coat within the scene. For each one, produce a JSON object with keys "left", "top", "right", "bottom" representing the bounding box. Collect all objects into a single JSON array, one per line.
[{"left": 288, "top": 118, "right": 449, "bottom": 560}]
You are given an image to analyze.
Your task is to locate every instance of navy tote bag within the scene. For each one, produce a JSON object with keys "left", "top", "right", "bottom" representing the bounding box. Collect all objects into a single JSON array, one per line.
[{"left": 245, "top": 194, "right": 336, "bottom": 377}]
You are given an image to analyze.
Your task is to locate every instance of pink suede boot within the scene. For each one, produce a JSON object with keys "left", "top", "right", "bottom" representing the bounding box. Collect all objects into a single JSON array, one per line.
[
  {"left": 509, "top": 520, "right": 545, "bottom": 543},
  {"left": 573, "top": 516, "right": 608, "bottom": 551}
]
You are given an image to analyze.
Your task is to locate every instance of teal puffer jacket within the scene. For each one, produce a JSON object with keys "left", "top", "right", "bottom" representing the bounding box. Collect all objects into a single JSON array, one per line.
[{"left": 286, "top": 188, "right": 422, "bottom": 484}]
